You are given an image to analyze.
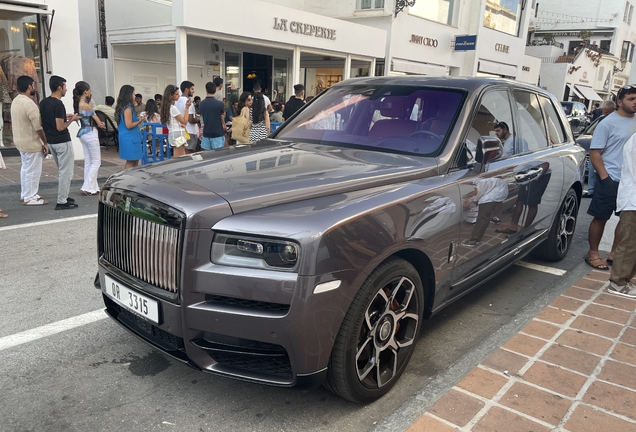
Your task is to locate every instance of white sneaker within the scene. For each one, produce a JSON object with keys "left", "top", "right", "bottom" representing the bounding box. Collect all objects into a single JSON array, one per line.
[{"left": 607, "top": 282, "right": 636, "bottom": 299}]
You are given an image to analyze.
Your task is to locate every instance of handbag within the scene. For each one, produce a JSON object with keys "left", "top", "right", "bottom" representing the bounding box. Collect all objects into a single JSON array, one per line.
[
  {"left": 232, "top": 112, "right": 252, "bottom": 144},
  {"left": 173, "top": 128, "right": 187, "bottom": 147}
]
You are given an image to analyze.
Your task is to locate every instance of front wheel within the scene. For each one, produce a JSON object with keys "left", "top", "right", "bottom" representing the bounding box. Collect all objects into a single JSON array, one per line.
[
  {"left": 324, "top": 257, "right": 424, "bottom": 403},
  {"left": 534, "top": 188, "right": 578, "bottom": 261}
]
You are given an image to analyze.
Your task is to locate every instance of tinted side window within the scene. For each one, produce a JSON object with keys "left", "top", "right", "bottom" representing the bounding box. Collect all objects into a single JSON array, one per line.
[
  {"left": 539, "top": 96, "right": 567, "bottom": 144},
  {"left": 461, "top": 90, "right": 514, "bottom": 164},
  {"left": 514, "top": 91, "right": 548, "bottom": 152}
]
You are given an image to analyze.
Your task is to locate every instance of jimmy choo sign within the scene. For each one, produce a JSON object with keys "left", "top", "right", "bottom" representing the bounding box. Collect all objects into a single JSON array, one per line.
[
  {"left": 410, "top": 34, "right": 439, "bottom": 47},
  {"left": 273, "top": 17, "right": 337, "bottom": 40}
]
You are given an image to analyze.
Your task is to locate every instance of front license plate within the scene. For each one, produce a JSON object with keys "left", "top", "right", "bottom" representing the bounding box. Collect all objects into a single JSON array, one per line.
[{"left": 104, "top": 274, "right": 159, "bottom": 324}]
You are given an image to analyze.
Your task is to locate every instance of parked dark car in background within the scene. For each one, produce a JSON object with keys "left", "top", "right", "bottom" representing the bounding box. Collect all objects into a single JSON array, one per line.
[
  {"left": 97, "top": 77, "right": 585, "bottom": 403},
  {"left": 575, "top": 114, "right": 606, "bottom": 179},
  {"left": 560, "top": 101, "right": 590, "bottom": 137}
]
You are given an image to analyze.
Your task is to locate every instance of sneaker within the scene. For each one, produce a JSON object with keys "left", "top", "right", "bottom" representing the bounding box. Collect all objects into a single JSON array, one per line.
[
  {"left": 461, "top": 239, "right": 479, "bottom": 247},
  {"left": 55, "top": 202, "right": 78, "bottom": 210},
  {"left": 66, "top": 197, "right": 76, "bottom": 203},
  {"left": 491, "top": 217, "right": 501, "bottom": 224},
  {"left": 607, "top": 282, "right": 636, "bottom": 299}
]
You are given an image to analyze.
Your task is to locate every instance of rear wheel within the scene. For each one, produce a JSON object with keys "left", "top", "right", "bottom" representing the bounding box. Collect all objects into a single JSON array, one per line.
[
  {"left": 324, "top": 257, "right": 423, "bottom": 403},
  {"left": 534, "top": 188, "right": 578, "bottom": 262}
]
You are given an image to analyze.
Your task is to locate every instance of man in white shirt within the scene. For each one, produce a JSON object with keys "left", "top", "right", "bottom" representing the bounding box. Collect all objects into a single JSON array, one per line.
[
  {"left": 175, "top": 80, "right": 198, "bottom": 153},
  {"left": 608, "top": 130, "right": 636, "bottom": 298},
  {"left": 213, "top": 77, "right": 224, "bottom": 102},
  {"left": 253, "top": 82, "right": 272, "bottom": 113},
  {"left": 95, "top": 96, "right": 116, "bottom": 128},
  {"left": 11, "top": 75, "right": 49, "bottom": 206},
  {"left": 495, "top": 121, "right": 528, "bottom": 157}
]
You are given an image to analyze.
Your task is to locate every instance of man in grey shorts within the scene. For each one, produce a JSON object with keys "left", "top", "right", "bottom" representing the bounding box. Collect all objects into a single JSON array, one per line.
[{"left": 586, "top": 85, "right": 636, "bottom": 270}]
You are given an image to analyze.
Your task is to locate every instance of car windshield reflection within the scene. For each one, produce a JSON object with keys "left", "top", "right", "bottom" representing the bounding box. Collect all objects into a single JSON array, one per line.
[{"left": 275, "top": 85, "right": 465, "bottom": 156}]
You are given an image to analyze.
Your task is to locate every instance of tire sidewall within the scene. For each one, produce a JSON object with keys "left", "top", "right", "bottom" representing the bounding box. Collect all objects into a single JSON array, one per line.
[{"left": 341, "top": 258, "right": 424, "bottom": 402}]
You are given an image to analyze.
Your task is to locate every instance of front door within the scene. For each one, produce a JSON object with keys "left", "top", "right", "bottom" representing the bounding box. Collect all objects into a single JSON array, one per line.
[{"left": 448, "top": 88, "right": 522, "bottom": 296}]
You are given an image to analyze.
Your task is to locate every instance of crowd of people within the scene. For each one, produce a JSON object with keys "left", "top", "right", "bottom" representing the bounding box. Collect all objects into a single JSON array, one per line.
[{"left": 7, "top": 74, "right": 310, "bottom": 215}]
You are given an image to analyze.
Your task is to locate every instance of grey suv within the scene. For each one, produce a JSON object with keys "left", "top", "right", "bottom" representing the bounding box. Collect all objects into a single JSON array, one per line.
[{"left": 97, "top": 77, "right": 584, "bottom": 403}]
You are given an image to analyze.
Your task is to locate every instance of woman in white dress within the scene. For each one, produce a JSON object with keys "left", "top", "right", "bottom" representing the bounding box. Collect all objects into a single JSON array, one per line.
[{"left": 159, "top": 84, "right": 190, "bottom": 157}]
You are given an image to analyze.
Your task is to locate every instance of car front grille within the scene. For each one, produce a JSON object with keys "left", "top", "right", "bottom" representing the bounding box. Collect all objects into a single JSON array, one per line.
[{"left": 99, "top": 190, "right": 184, "bottom": 295}]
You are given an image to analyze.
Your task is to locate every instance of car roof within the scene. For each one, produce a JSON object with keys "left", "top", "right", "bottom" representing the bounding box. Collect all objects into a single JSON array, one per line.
[{"left": 332, "top": 75, "right": 548, "bottom": 95}]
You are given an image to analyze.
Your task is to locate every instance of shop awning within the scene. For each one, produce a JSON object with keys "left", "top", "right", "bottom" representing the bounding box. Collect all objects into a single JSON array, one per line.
[
  {"left": 566, "top": 84, "right": 585, "bottom": 99},
  {"left": 574, "top": 85, "right": 603, "bottom": 101},
  {"left": 478, "top": 60, "right": 517, "bottom": 77},
  {"left": 391, "top": 59, "right": 447, "bottom": 76},
  {"left": 0, "top": 4, "right": 50, "bottom": 19}
]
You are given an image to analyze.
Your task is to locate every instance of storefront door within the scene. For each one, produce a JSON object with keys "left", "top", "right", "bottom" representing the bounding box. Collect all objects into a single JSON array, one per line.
[{"left": 243, "top": 52, "right": 272, "bottom": 97}]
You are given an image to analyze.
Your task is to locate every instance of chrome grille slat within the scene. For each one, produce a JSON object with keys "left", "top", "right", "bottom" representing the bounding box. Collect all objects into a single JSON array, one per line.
[{"left": 100, "top": 203, "right": 181, "bottom": 294}]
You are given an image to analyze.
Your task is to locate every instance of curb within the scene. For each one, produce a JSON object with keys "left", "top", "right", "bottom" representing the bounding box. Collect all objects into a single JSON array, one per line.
[
  {"left": 0, "top": 177, "right": 110, "bottom": 194},
  {"left": 372, "top": 258, "right": 592, "bottom": 432}
]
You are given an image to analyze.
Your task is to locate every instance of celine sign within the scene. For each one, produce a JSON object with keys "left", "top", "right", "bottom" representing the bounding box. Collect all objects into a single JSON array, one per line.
[
  {"left": 495, "top": 43, "right": 510, "bottom": 53},
  {"left": 409, "top": 34, "right": 439, "bottom": 47},
  {"left": 273, "top": 18, "right": 337, "bottom": 40},
  {"left": 454, "top": 35, "right": 477, "bottom": 51}
]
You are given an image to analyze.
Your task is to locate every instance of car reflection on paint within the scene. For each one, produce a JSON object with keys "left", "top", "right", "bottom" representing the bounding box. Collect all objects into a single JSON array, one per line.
[{"left": 96, "top": 77, "right": 585, "bottom": 404}]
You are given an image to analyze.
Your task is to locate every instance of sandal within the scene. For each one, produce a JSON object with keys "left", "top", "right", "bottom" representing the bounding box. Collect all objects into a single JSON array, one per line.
[
  {"left": 23, "top": 198, "right": 49, "bottom": 206},
  {"left": 585, "top": 256, "right": 609, "bottom": 270},
  {"left": 0, "top": 211, "right": 7, "bottom": 218}
]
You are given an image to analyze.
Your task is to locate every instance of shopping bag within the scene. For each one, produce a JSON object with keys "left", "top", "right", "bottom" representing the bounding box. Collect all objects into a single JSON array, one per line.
[{"left": 232, "top": 114, "right": 251, "bottom": 144}]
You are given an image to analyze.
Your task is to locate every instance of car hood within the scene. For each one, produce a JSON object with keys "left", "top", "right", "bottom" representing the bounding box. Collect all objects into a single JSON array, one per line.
[{"left": 104, "top": 140, "right": 439, "bottom": 217}]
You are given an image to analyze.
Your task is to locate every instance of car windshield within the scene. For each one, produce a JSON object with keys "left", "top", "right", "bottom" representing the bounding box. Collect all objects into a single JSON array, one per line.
[
  {"left": 274, "top": 84, "right": 465, "bottom": 156},
  {"left": 560, "top": 103, "right": 573, "bottom": 115}
]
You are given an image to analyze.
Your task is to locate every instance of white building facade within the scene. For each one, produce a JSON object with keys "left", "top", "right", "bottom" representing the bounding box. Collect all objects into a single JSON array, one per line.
[
  {"left": 527, "top": 0, "right": 636, "bottom": 107},
  {"left": 81, "top": 0, "right": 543, "bottom": 106},
  {"left": 0, "top": 0, "right": 85, "bottom": 158}
]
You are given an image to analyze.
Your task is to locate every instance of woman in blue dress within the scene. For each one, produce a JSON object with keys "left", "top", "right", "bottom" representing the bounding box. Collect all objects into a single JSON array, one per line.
[
  {"left": 115, "top": 85, "right": 147, "bottom": 169},
  {"left": 73, "top": 81, "right": 105, "bottom": 195}
]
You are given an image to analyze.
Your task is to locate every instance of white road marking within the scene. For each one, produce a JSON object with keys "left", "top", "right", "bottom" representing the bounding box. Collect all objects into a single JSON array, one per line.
[
  {"left": 0, "top": 214, "right": 97, "bottom": 232},
  {"left": 0, "top": 309, "right": 107, "bottom": 352},
  {"left": 515, "top": 261, "right": 567, "bottom": 276}
]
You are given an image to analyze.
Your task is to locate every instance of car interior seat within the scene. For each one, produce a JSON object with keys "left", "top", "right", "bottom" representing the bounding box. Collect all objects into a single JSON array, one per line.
[{"left": 368, "top": 97, "right": 417, "bottom": 138}]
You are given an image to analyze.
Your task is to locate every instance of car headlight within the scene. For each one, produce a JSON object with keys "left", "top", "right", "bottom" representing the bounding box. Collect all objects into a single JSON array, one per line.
[{"left": 211, "top": 233, "right": 300, "bottom": 271}]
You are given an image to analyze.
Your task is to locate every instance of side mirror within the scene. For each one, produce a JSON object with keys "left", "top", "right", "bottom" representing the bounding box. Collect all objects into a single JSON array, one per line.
[{"left": 476, "top": 136, "right": 503, "bottom": 166}]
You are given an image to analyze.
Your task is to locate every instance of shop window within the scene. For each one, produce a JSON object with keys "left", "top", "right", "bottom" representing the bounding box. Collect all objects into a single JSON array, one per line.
[
  {"left": 538, "top": 96, "right": 566, "bottom": 145},
  {"left": 0, "top": 11, "right": 44, "bottom": 149},
  {"left": 409, "top": 0, "right": 457, "bottom": 26},
  {"left": 483, "top": 0, "right": 524, "bottom": 36},
  {"left": 358, "top": 0, "right": 384, "bottom": 10},
  {"left": 513, "top": 91, "right": 548, "bottom": 152},
  {"left": 273, "top": 58, "right": 287, "bottom": 104},
  {"left": 225, "top": 52, "right": 240, "bottom": 104}
]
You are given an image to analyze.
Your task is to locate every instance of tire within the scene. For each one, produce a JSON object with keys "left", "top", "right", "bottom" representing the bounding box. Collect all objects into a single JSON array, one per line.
[
  {"left": 534, "top": 188, "right": 578, "bottom": 262},
  {"left": 324, "top": 257, "right": 424, "bottom": 403}
]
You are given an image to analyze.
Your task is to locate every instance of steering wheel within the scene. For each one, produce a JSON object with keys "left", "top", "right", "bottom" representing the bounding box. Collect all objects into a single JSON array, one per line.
[{"left": 408, "top": 130, "right": 443, "bottom": 140}]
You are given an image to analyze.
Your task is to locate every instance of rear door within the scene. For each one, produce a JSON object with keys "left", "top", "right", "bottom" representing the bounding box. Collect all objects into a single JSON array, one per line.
[{"left": 507, "top": 89, "right": 564, "bottom": 239}]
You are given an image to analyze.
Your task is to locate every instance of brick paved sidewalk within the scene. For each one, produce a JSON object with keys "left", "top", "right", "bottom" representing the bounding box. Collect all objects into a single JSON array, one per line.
[{"left": 408, "top": 269, "right": 636, "bottom": 432}]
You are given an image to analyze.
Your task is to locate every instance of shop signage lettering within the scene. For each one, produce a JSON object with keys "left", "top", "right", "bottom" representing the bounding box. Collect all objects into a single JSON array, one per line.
[
  {"left": 495, "top": 43, "right": 510, "bottom": 53},
  {"left": 273, "top": 18, "right": 336, "bottom": 40},
  {"left": 454, "top": 35, "right": 477, "bottom": 51},
  {"left": 409, "top": 34, "right": 439, "bottom": 48},
  {"left": 522, "top": 66, "right": 530, "bottom": 72}
]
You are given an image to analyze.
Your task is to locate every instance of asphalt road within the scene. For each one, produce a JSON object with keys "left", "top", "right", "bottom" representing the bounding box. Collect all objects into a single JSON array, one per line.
[{"left": 0, "top": 183, "right": 610, "bottom": 432}]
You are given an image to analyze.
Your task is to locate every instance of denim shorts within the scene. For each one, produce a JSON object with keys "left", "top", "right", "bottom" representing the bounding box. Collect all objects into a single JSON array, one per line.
[{"left": 587, "top": 174, "right": 619, "bottom": 220}]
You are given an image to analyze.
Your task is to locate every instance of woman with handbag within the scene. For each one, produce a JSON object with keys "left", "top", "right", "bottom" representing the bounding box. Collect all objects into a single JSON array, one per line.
[
  {"left": 249, "top": 92, "right": 270, "bottom": 143},
  {"left": 116, "top": 84, "right": 147, "bottom": 169},
  {"left": 160, "top": 84, "right": 190, "bottom": 157},
  {"left": 232, "top": 92, "right": 253, "bottom": 144},
  {"left": 73, "top": 81, "right": 105, "bottom": 195}
]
